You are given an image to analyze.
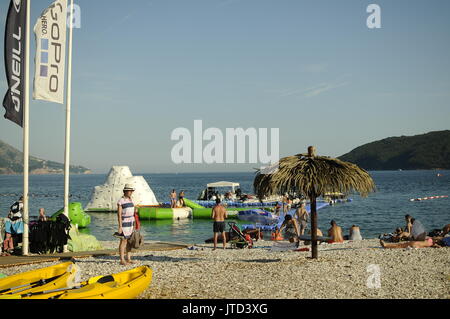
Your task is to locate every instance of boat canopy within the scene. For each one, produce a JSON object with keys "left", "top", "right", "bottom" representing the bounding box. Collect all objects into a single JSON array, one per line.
[{"left": 207, "top": 181, "right": 240, "bottom": 190}]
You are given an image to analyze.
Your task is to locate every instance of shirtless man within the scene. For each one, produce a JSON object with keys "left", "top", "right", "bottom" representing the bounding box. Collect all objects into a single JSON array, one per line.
[
  {"left": 294, "top": 202, "right": 309, "bottom": 235},
  {"left": 211, "top": 198, "right": 228, "bottom": 250},
  {"left": 328, "top": 220, "right": 344, "bottom": 243},
  {"left": 170, "top": 189, "right": 177, "bottom": 208}
]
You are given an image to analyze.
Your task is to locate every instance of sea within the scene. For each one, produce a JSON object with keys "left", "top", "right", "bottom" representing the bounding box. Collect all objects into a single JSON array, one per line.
[{"left": 0, "top": 171, "right": 449, "bottom": 244}]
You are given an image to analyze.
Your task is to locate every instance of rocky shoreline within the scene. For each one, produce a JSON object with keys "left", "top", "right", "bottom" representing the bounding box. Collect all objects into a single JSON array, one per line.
[{"left": 1, "top": 239, "right": 449, "bottom": 299}]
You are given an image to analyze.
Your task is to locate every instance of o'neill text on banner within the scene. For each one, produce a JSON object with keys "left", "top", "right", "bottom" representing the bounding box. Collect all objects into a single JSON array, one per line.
[
  {"left": 33, "top": 0, "right": 67, "bottom": 104},
  {"left": 3, "top": 0, "right": 28, "bottom": 127}
]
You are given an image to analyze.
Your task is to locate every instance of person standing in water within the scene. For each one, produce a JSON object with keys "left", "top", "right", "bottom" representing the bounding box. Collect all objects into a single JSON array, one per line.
[
  {"left": 116, "top": 184, "right": 137, "bottom": 265},
  {"left": 211, "top": 198, "right": 228, "bottom": 250}
]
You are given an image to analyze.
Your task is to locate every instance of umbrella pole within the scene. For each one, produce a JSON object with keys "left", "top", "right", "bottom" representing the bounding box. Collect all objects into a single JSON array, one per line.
[{"left": 310, "top": 195, "right": 318, "bottom": 259}]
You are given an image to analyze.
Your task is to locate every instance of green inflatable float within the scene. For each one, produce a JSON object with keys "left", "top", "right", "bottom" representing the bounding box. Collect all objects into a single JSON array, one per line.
[
  {"left": 51, "top": 202, "right": 91, "bottom": 228},
  {"left": 68, "top": 227, "right": 103, "bottom": 252},
  {"left": 183, "top": 198, "right": 205, "bottom": 209},
  {"left": 138, "top": 206, "right": 191, "bottom": 220}
]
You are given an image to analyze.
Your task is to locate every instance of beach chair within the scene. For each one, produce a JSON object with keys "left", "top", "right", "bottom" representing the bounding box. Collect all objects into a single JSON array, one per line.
[{"left": 228, "top": 222, "right": 253, "bottom": 249}]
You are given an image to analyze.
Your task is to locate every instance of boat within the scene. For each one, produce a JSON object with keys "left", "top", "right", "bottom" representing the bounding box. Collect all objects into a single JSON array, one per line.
[
  {"left": 190, "top": 180, "right": 283, "bottom": 219},
  {"left": 0, "top": 262, "right": 77, "bottom": 297},
  {"left": 17, "top": 266, "right": 152, "bottom": 299},
  {"left": 197, "top": 181, "right": 241, "bottom": 201}
]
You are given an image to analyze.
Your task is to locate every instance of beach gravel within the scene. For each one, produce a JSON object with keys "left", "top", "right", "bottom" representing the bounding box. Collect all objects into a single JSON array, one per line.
[{"left": 1, "top": 239, "right": 449, "bottom": 299}]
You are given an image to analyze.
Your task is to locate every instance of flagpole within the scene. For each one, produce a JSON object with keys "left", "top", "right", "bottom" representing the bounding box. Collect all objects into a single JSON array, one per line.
[
  {"left": 63, "top": 0, "right": 74, "bottom": 253},
  {"left": 22, "top": 0, "right": 31, "bottom": 256}
]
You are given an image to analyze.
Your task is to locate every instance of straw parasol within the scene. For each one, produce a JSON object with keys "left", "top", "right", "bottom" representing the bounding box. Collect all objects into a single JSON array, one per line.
[{"left": 254, "top": 146, "right": 376, "bottom": 259}]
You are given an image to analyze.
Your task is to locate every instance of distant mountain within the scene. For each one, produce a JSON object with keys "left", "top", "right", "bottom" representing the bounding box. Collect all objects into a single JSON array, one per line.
[
  {"left": 0, "top": 139, "right": 91, "bottom": 175},
  {"left": 339, "top": 130, "right": 450, "bottom": 170}
]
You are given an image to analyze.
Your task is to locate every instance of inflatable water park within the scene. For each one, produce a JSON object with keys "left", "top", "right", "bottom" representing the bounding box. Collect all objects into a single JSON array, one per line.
[{"left": 82, "top": 166, "right": 352, "bottom": 223}]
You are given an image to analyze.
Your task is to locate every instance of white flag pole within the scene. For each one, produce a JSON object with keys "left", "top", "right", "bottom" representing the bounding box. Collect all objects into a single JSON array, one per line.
[
  {"left": 63, "top": 0, "right": 74, "bottom": 253},
  {"left": 22, "top": 0, "right": 31, "bottom": 256}
]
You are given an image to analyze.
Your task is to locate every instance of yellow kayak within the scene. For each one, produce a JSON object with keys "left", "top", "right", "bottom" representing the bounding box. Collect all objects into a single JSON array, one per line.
[
  {"left": 0, "top": 262, "right": 77, "bottom": 297},
  {"left": 22, "top": 266, "right": 152, "bottom": 299}
]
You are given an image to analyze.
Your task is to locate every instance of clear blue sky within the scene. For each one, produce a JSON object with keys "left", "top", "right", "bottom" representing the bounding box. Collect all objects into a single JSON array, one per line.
[{"left": 1, "top": 0, "right": 449, "bottom": 173}]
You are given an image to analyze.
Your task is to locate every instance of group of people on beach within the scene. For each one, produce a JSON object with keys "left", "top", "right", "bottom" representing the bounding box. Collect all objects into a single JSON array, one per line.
[
  {"left": 380, "top": 214, "right": 450, "bottom": 249},
  {"left": 1, "top": 196, "right": 51, "bottom": 256},
  {"left": 277, "top": 214, "right": 362, "bottom": 246},
  {"left": 3, "top": 186, "right": 449, "bottom": 265}
]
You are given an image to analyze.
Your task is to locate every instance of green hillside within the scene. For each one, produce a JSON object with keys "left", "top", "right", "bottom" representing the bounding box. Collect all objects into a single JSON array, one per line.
[
  {"left": 0, "top": 139, "right": 91, "bottom": 175},
  {"left": 339, "top": 130, "right": 450, "bottom": 170}
]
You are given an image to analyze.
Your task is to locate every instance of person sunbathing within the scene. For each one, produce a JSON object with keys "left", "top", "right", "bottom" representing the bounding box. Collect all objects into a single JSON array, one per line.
[
  {"left": 380, "top": 237, "right": 434, "bottom": 249},
  {"left": 327, "top": 220, "right": 344, "bottom": 243},
  {"left": 391, "top": 227, "right": 410, "bottom": 242},
  {"left": 349, "top": 225, "right": 363, "bottom": 241}
]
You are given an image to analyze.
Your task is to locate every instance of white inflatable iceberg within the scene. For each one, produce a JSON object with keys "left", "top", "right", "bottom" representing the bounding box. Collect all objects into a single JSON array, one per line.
[{"left": 85, "top": 166, "right": 159, "bottom": 212}]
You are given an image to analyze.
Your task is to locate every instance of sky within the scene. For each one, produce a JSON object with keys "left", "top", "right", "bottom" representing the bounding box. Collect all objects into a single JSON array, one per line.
[{"left": 0, "top": 0, "right": 449, "bottom": 173}]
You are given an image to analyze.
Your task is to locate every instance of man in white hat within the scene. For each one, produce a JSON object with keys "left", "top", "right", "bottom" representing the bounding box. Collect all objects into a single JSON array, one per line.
[{"left": 116, "top": 184, "right": 137, "bottom": 265}]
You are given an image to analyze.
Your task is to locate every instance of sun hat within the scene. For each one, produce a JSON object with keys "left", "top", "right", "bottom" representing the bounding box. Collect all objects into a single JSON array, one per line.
[{"left": 123, "top": 184, "right": 135, "bottom": 192}]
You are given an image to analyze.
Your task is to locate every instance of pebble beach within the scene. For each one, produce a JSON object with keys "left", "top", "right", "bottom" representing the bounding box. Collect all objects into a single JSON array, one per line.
[{"left": 1, "top": 239, "right": 449, "bottom": 299}]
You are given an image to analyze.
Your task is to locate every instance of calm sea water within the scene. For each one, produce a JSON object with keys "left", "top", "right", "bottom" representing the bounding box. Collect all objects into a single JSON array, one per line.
[{"left": 0, "top": 171, "right": 449, "bottom": 244}]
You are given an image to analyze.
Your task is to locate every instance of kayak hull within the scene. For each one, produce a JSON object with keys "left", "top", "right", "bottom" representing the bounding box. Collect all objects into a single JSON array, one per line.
[
  {"left": 0, "top": 262, "right": 76, "bottom": 296},
  {"left": 23, "top": 266, "right": 152, "bottom": 300}
]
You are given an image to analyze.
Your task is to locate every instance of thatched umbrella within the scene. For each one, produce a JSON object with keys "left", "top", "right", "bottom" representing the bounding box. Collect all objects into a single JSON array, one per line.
[{"left": 254, "top": 146, "right": 376, "bottom": 259}]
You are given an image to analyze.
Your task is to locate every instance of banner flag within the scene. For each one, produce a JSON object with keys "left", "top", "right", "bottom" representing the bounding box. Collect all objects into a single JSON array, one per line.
[
  {"left": 33, "top": 0, "right": 67, "bottom": 104},
  {"left": 3, "top": 0, "right": 28, "bottom": 127}
]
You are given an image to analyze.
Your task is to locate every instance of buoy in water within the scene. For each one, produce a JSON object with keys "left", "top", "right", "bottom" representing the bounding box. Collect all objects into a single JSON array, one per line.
[{"left": 410, "top": 195, "right": 448, "bottom": 202}]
